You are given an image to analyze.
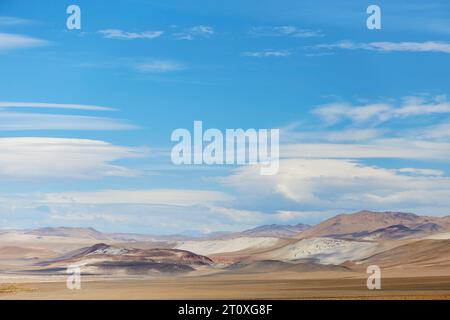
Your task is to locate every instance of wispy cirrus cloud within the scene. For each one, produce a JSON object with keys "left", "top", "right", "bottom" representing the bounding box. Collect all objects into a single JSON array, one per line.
[
  {"left": 281, "top": 128, "right": 384, "bottom": 143},
  {"left": 0, "top": 101, "right": 115, "bottom": 111},
  {"left": 396, "top": 168, "right": 444, "bottom": 177},
  {"left": 250, "top": 26, "right": 323, "bottom": 38},
  {"left": 242, "top": 49, "right": 291, "bottom": 58},
  {"left": 419, "top": 123, "right": 450, "bottom": 140},
  {"left": 280, "top": 139, "right": 450, "bottom": 161},
  {"left": 0, "top": 16, "right": 34, "bottom": 26},
  {"left": 0, "top": 112, "right": 137, "bottom": 131},
  {"left": 0, "top": 32, "right": 48, "bottom": 52},
  {"left": 313, "top": 96, "right": 450, "bottom": 125},
  {"left": 71, "top": 56, "right": 186, "bottom": 75},
  {"left": 43, "top": 189, "right": 231, "bottom": 206},
  {"left": 135, "top": 60, "right": 185, "bottom": 73},
  {"left": 278, "top": 97, "right": 450, "bottom": 161},
  {"left": 173, "top": 25, "right": 214, "bottom": 40},
  {"left": 313, "top": 40, "right": 450, "bottom": 54},
  {"left": 0, "top": 138, "right": 146, "bottom": 179},
  {"left": 98, "top": 29, "right": 163, "bottom": 40},
  {"left": 274, "top": 210, "right": 335, "bottom": 222},
  {"left": 0, "top": 101, "right": 135, "bottom": 131},
  {"left": 49, "top": 212, "right": 130, "bottom": 224}
]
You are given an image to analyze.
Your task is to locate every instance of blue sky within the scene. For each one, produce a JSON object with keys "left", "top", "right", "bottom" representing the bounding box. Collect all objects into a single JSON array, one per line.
[{"left": 1, "top": 0, "right": 450, "bottom": 234}]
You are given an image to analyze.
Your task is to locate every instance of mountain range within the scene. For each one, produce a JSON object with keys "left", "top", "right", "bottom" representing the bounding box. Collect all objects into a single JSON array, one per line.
[{"left": 18, "top": 210, "right": 450, "bottom": 242}]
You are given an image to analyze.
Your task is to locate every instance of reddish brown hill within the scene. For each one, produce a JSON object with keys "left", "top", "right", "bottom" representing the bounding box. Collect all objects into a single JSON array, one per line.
[{"left": 296, "top": 211, "right": 450, "bottom": 239}]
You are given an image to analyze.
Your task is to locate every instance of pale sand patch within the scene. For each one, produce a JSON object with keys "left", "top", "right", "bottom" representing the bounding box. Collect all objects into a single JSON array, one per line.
[
  {"left": 175, "top": 237, "right": 281, "bottom": 255},
  {"left": 425, "top": 232, "right": 450, "bottom": 240},
  {"left": 264, "top": 237, "right": 378, "bottom": 264}
]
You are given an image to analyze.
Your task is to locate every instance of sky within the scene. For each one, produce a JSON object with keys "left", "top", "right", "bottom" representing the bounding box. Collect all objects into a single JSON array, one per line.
[{"left": 1, "top": 0, "right": 450, "bottom": 234}]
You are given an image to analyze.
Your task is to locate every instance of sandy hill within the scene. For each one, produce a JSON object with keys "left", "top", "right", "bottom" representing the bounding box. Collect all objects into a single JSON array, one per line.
[
  {"left": 261, "top": 237, "right": 378, "bottom": 265},
  {"left": 38, "top": 243, "right": 213, "bottom": 275},
  {"left": 296, "top": 210, "right": 450, "bottom": 239},
  {"left": 356, "top": 239, "right": 450, "bottom": 270},
  {"left": 0, "top": 246, "right": 56, "bottom": 260},
  {"left": 349, "top": 223, "right": 444, "bottom": 240},
  {"left": 224, "top": 259, "right": 350, "bottom": 274},
  {"left": 175, "top": 237, "right": 282, "bottom": 255}
]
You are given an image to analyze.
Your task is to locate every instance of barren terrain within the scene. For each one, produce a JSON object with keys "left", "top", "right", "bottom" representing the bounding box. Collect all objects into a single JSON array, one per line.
[{"left": 1, "top": 211, "right": 449, "bottom": 300}]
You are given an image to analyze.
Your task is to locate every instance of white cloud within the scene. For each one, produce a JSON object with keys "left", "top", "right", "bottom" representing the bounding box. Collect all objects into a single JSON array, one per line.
[
  {"left": 98, "top": 29, "right": 163, "bottom": 40},
  {"left": 251, "top": 26, "right": 323, "bottom": 38},
  {"left": 420, "top": 123, "right": 450, "bottom": 139},
  {"left": 0, "top": 16, "right": 33, "bottom": 26},
  {"left": 49, "top": 212, "right": 130, "bottom": 223},
  {"left": 397, "top": 168, "right": 444, "bottom": 177},
  {"left": 43, "top": 189, "right": 231, "bottom": 206},
  {"left": 243, "top": 49, "right": 291, "bottom": 57},
  {"left": 0, "top": 138, "right": 146, "bottom": 179},
  {"left": 173, "top": 25, "right": 214, "bottom": 40},
  {"left": 0, "top": 101, "right": 115, "bottom": 111},
  {"left": 0, "top": 102, "right": 133, "bottom": 131},
  {"left": 0, "top": 32, "right": 48, "bottom": 52},
  {"left": 281, "top": 139, "right": 450, "bottom": 161},
  {"left": 313, "top": 103, "right": 391, "bottom": 125},
  {"left": 206, "top": 206, "right": 265, "bottom": 224},
  {"left": 275, "top": 210, "right": 335, "bottom": 222},
  {"left": 281, "top": 128, "right": 384, "bottom": 143},
  {"left": 314, "top": 40, "right": 450, "bottom": 53},
  {"left": 312, "top": 96, "right": 450, "bottom": 125},
  {"left": 0, "top": 112, "right": 136, "bottom": 131},
  {"left": 135, "top": 60, "right": 184, "bottom": 73},
  {"left": 370, "top": 41, "right": 450, "bottom": 53},
  {"left": 221, "top": 159, "right": 450, "bottom": 215},
  {"left": 394, "top": 100, "right": 450, "bottom": 117}
]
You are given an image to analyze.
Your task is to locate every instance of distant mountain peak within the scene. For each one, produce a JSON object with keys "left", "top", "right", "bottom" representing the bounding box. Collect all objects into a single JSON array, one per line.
[
  {"left": 297, "top": 210, "right": 449, "bottom": 239},
  {"left": 241, "top": 223, "right": 310, "bottom": 238},
  {"left": 26, "top": 226, "right": 110, "bottom": 240}
]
